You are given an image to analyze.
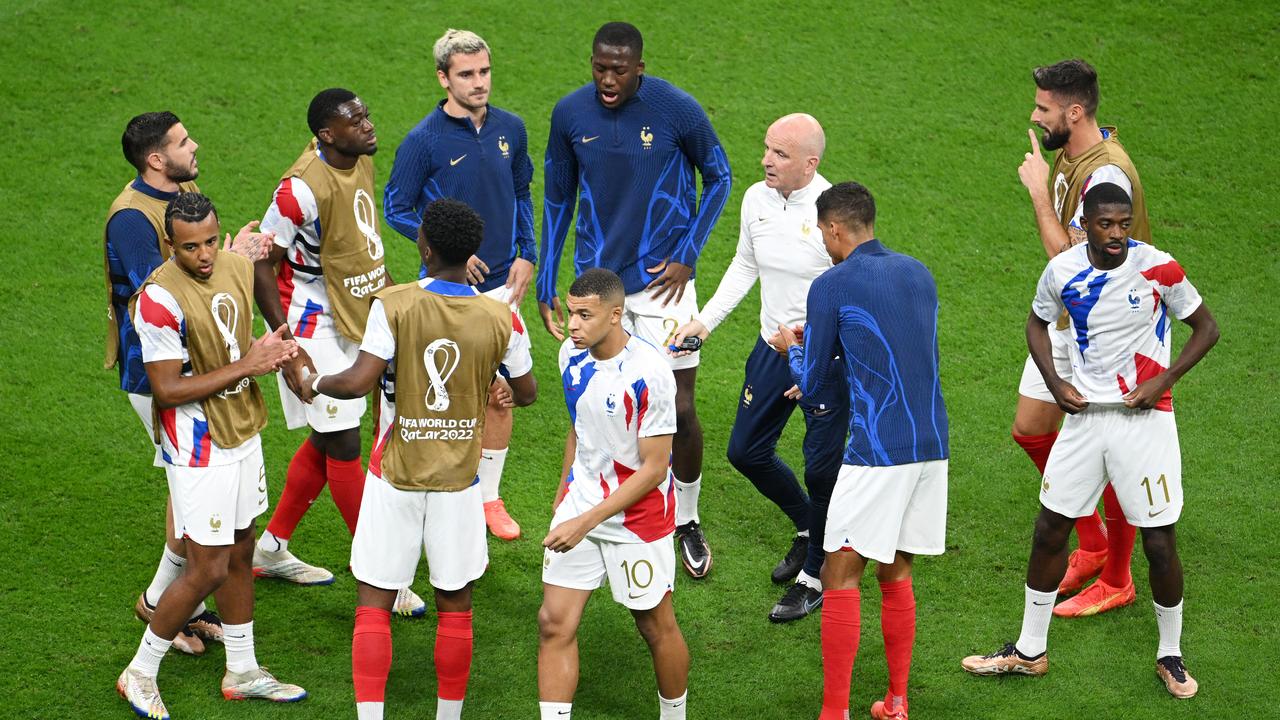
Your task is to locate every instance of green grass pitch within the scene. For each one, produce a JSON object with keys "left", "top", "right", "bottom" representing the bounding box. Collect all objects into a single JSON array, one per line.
[{"left": 1, "top": 1, "right": 1276, "bottom": 718}]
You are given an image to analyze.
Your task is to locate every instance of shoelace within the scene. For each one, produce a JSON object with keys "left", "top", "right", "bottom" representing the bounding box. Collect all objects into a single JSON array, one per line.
[
  {"left": 1158, "top": 656, "right": 1187, "bottom": 681},
  {"left": 191, "top": 610, "right": 222, "bottom": 626},
  {"left": 987, "top": 642, "right": 1019, "bottom": 659}
]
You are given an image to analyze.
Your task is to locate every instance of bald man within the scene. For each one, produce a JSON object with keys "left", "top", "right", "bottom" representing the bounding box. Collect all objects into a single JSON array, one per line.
[{"left": 672, "top": 114, "right": 848, "bottom": 622}]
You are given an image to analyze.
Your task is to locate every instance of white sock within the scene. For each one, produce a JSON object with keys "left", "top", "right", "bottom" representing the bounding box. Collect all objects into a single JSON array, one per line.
[
  {"left": 437, "top": 697, "right": 464, "bottom": 720},
  {"left": 1015, "top": 585, "right": 1057, "bottom": 657},
  {"left": 796, "top": 570, "right": 822, "bottom": 591},
  {"left": 188, "top": 600, "right": 207, "bottom": 620},
  {"left": 257, "top": 530, "right": 288, "bottom": 554},
  {"left": 659, "top": 691, "right": 687, "bottom": 719},
  {"left": 129, "top": 627, "right": 172, "bottom": 677},
  {"left": 1154, "top": 600, "right": 1183, "bottom": 659},
  {"left": 540, "top": 701, "right": 572, "bottom": 719},
  {"left": 356, "top": 702, "right": 384, "bottom": 720},
  {"left": 223, "top": 621, "right": 258, "bottom": 673},
  {"left": 478, "top": 447, "right": 508, "bottom": 503},
  {"left": 797, "top": 529, "right": 810, "bottom": 538},
  {"left": 674, "top": 475, "right": 701, "bottom": 525},
  {"left": 144, "top": 546, "right": 187, "bottom": 606}
]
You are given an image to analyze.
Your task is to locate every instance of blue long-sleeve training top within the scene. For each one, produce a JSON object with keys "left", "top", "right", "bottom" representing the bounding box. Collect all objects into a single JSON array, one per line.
[
  {"left": 107, "top": 178, "right": 179, "bottom": 394},
  {"left": 537, "top": 75, "right": 732, "bottom": 302},
  {"left": 383, "top": 101, "right": 536, "bottom": 291},
  {"left": 788, "top": 239, "right": 949, "bottom": 467}
]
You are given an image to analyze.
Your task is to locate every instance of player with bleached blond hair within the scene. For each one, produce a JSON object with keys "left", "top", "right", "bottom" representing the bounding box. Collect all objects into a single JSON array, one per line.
[{"left": 384, "top": 27, "right": 538, "bottom": 541}]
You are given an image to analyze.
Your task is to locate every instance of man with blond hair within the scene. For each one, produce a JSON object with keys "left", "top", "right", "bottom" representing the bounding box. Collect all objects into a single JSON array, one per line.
[
  {"left": 671, "top": 113, "right": 845, "bottom": 622},
  {"left": 384, "top": 28, "right": 536, "bottom": 541}
]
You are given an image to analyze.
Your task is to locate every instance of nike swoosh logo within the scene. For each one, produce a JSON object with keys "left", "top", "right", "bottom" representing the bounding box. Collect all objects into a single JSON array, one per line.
[
  {"left": 581, "top": 135, "right": 599, "bottom": 143},
  {"left": 226, "top": 634, "right": 247, "bottom": 639},
  {"left": 803, "top": 595, "right": 823, "bottom": 612},
  {"left": 450, "top": 155, "right": 467, "bottom": 166},
  {"left": 1148, "top": 507, "right": 1167, "bottom": 518},
  {"left": 1032, "top": 600, "right": 1052, "bottom": 606},
  {"left": 682, "top": 544, "right": 706, "bottom": 571},
  {"left": 628, "top": 591, "right": 647, "bottom": 599},
  {"left": 558, "top": 712, "right": 571, "bottom": 716}
]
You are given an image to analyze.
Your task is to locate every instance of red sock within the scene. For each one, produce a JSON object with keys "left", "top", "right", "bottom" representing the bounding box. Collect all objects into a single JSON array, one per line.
[
  {"left": 435, "top": 611, "right": 474, "bottom": 702},
  {"left": 820, "top": 588, "right": 860, "bottom": 720},
  {"left": 1012, "top": 431, "right": 1058, "bottom": 474},
  {"left": 352, "top": 606, "right": 392, "bottom": 703},
  {"left": 1099, "top": 485, "right": 1136, "bottom": 587},
  {"left": 1074, "top": 511, "right": 1108, "bottom": 553},
  {"left": 327, "top": 455, "right": 365, "bottom": 536},
  {"left": 879, "top": 578, "right": 915, "bottom": 699},
  {"left": 266, "top": 438, "right": 327, "bottom": 539}
]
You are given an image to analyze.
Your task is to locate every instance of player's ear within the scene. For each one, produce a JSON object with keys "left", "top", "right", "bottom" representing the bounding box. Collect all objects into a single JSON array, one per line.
[
  {"left": 636, "top": 60, "right": 645, "bottom": 75},
  {"left": 437, "top": 68, "right": 449, "bottom": 89},
  {"left": 316, "top": 126, "right": 334, "bottom": 145}
]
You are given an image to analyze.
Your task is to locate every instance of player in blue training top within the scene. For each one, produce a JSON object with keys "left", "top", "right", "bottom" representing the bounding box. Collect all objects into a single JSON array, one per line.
[
  {"left": 384, "top": 29, "right": 537, "bottom": 541},
  {"left": 773, "top": 182, "right": 948, "bottom": 720},
  {"left": 536, "top": 21, "right": 732, "bottom": 579}
]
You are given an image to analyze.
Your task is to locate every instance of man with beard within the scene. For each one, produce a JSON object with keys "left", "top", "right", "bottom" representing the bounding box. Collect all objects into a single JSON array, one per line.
[
  {"left": 384, "top": 28, "right": 536, "bottom": 541},
  {"left": 250, "top": 89, "right": 410, "bottom": 610},
  {"left": 1010, "top": 59, "right": 1152, "bottom": 617},
  {"left": 106, "top": 111, "right": 268, "bottom": 656},
  {"left": 537, "top": 22, "right": 731, "bottom": 579}
]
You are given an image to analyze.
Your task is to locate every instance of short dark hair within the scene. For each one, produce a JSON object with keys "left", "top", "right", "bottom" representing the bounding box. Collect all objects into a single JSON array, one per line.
[
  {"left": 593, "top": 21, "right": 643, "bottom": 56},
  {"left": 1082, "top": 181, "right": 1132, "bottom": 217},
  {"left": 816, "top": 182, "right": 876, "bottom": 229},
  {"left": 164, "top": 192, "right": 218, "bottom": 239},
  {"left": 1033, "top": 59, "right": 1100, "bottom": 117},
  {"left": 122, "top": 111, "right": 181, "bottom": 173},
  {"left": 308, "top": 88, "right": 357, "bottom": 137},
  {"left": 569, "top": 268, "right": 626, "bottom": 305},
  {"left": 419, "top": 199, "right": 483, "bottom": 265}
]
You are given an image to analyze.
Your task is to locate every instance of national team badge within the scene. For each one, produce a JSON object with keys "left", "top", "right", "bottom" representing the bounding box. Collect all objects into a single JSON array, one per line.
[
  {"left": 640, "top": 126, "right": 653, "bottom": 150},
  {"left": 1127, "top": 289, "right": 1142, "bottom": 313},
  {"left": 605, "top": 393, "right": 618, "bottom": 416},
  {"left": 326, "top": 399, "right": 339, "bottom": 419},
  {"left": 210, "top": 513, "right": 223, "bottom": 533},
  {"left": 498, "top": 136, "right": 510, "bottom": 158},
  {"left": 742, "top": 385, "right": 753, "bottom": 407},
  {"left": 801, "top": 220, "right": 812, "bottom": 236}
]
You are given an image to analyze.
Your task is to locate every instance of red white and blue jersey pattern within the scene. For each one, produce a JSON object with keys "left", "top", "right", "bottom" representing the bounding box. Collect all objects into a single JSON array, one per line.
[
  {"left": 261, "top": 173, "right": 334, "bottom": 339},
  {"left": 134, "top": 284, "right": 259, "bottom": 467},
  {"left": 558, "top": 335, "right": 677, "bottom": 543},
  {"left": 363, "top": 278, "right": 534, "bottom": 482},
  {"left": 1033, "top": 241, "right": 1202, "bottom": 410}
]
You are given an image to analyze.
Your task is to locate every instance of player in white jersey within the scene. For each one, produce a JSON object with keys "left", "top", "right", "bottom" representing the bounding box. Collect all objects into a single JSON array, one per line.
[
  {"left": 538, "top": 269, "right": 689, "bottom": 720},
  {"left": 962, "top": 183, "right": 1219, "bottom": 701},
  {"left": 120, "top": 193, "right": 306, "bottom": 720},
  {"left": 671, "top": 114, "right": 846, "bottom": 622}
]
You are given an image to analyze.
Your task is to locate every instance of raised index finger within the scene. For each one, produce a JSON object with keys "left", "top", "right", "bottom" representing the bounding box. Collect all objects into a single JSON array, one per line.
[{"left": 1027, "top": 127, "right": 1042, "bottom": 158}]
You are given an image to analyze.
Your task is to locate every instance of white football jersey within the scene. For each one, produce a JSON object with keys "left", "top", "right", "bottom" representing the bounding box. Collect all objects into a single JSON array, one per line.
[
  {"left": 134, "top": 284, "right": 261, "bottom": 467},
  {"left": 1032, "top": 241, "right": 1202, "bottom": 410},
  {"left": 558, "top": 335, "right": 678, "bottom": 543},
  {"left": 262, "top": 174, "right": 336, "bottom": 339}
]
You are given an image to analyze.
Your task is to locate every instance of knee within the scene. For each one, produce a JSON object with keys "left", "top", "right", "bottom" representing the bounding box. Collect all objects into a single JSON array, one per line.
[
  {"left": 674, "top": 397, "right": 698, "bottom": 426},
  {"left": 537, "top": 605, "right": 574, "bottom": 644},
  {"left": 187, "top": 559, "right": 229, "bottom": 592},
  {"left": 724, "top": 437, "right": 756, "bottom": 472},
  {"left": 1031, "top": 512, "right": 1072, "bottom": 554},
  {"left": 1141, "top": 528, "right": 1177, "bottom": 570}
]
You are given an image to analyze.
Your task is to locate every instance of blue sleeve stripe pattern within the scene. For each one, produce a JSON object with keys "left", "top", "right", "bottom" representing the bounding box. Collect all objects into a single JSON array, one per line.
[{"left": 790, "top": 242, "right": 948, "bottom": 467}]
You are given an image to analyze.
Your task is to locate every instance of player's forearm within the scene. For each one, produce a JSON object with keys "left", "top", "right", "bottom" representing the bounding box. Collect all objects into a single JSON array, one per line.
[
  {"left": 579, "top": 459, "right": 669, "bottom": 529},
  {"left": 536, "top": 205, "right": 572, "bottom": 303},
  {"left": 673, "top": 177, "right": 731, "bottom": 266},
  {"left": 559, "top": 430, "right": 577, "bottom": 484},
  {"left": 148, "top": 362, "right": 254, "bottom": 409},
  {"left": 253, "top": 262, "right": 290, "bottom": 335},
  {"left": 787, "top": 345, "right": 828, "bottom": 398},
  {"left": 515, "top": 197, "right": 537, "bottom": 263},
  {"left": 1026, "top": 313, "right": 1062, "bottom": 386},
  {"left": 1029, "top": 193, "right": 1072, "bottom": 258},
  {"left": 1161, "top": 305, "right": 1220, "bottom": 388},
  {"left": 315, "top": 363, "right": 383, "bottom": 400}
]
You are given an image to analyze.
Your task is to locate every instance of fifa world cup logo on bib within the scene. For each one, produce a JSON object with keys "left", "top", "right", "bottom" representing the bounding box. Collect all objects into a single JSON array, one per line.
[
  {"left": 353, "top": 188, "right": 384, "bottom": 261},
  {"left": 211, "top": 293, "right": 241, "bottom": 362},
  {"left": 423, "top": 338, "right": 461, "bottom": 411}
]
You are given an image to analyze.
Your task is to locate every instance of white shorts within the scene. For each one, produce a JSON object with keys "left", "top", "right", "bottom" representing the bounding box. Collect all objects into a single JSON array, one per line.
[
  {"left": 127, "top": 393, "right": 163, "bottom": 467},
  {"left": 277, "top": 334, "right": 367, "bottom": 432},
  {"left": 623, "top": 281, "right": 699, "bottom": 371},
  {"left": 542, "top": 504, "right": 676, "bottom": 610},
  {"left": 166, "top": 436, "right": 268, "bottom": 546},
  {"left": 350, "top": 474, "right": 488, "bottom": 592},
  {"left": 1017, "top": 325, "right": 1074, "bottom": 403},
  {"left": 1041, "top": 406, "right": 1182, "bottom": 527},
  {"left": 823, "top": 460, "right": 949, "bottom": 565}
]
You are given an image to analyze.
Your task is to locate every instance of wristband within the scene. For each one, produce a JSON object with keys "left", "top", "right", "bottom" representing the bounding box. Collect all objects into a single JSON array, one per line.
[{"left": 311, "top": 373, "right": 326, "bottom": 396}]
